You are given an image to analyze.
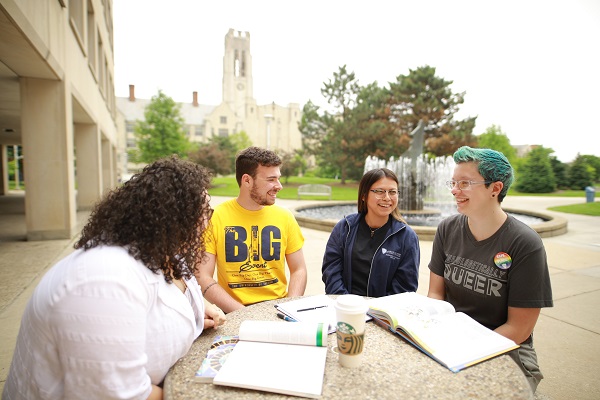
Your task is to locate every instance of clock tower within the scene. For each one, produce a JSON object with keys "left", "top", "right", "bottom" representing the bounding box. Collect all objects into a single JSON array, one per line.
[{"left": 222, "top": 29, "right": 253, "bottom": 120}]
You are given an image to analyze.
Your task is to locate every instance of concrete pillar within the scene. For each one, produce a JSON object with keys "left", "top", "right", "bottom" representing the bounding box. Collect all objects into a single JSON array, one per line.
[
  {"left": 20, "top": 78, "right": 76, "bottom": 240},
  {"left": 0, "top": 145, "right": 8, "bottom": 195},
  {"left": 74, "top": 123, "right": 102, "bottom": 210},
  {"left": 101, "top": 137, "right": 113, "bottom": 192}
]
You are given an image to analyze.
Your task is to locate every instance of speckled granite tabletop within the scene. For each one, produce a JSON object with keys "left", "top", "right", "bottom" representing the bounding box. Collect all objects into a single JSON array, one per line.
[{"left": 164, "top": 296, "right": 533, "bottom": 399}]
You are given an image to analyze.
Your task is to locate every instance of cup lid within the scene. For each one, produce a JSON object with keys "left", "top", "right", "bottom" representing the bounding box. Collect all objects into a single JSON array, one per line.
[{"left": 335, "top": 294, "right": 368, "bottom": 313}]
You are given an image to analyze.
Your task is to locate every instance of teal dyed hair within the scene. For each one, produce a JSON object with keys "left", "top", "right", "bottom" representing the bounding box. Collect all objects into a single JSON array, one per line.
[{"left": 452, "top": 146, "right": 514, "bottom": 202}]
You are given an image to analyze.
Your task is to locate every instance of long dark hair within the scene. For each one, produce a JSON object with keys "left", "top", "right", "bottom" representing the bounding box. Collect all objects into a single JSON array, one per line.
[{"left": 75, "top": 156, "right": 212, "bottom": 282}]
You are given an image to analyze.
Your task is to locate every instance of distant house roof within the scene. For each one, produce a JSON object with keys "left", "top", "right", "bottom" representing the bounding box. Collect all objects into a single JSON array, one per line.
[
  {"left": 179, "top": 103, "right": 216, "bottom": 124},
  {"left": 116, "top": 97, "right": 216, "bottom": 124}
]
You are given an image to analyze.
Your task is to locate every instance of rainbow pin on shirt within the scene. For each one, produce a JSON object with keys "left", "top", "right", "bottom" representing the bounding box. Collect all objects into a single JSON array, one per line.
[{"left": 494, "top": 252, "right": 512, "bottom": 270}]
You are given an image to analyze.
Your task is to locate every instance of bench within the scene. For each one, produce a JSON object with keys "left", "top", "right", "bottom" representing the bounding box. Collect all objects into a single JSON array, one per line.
[{"left": 297, "top": 184, "right": 332, "bottom": 200}]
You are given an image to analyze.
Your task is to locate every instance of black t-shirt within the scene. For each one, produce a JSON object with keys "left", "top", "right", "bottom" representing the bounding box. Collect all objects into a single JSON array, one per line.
[
  {"left": 428, "top": 214, "right": 553, "bottom": 330},
  {"left": 350, "top": 215, "right": 391, "bottom": 296}
]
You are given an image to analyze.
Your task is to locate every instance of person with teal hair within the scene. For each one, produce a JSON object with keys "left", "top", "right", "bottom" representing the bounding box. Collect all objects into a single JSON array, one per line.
[{"left": 428, "top": 146, "right": 553, "bottom": 393}]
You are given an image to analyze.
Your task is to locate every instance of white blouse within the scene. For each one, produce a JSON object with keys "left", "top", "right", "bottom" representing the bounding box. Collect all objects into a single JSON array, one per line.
[{"left": 3, "top": 245, "right": 205, "bottom": 400}]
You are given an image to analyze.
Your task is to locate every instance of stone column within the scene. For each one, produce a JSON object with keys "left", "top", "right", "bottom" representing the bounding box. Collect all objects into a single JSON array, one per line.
[
  {"left": 74, "top": 123, "right": 102, "bottom": 210},
  {"left": 0, "top": 145, "right": 8, "bottom": 195},
  {"left": 101, "top": 137, "right": 114, "bottom": 192},
  {"left": 20, "top": 78, "right": 76, "bottom": 240}
]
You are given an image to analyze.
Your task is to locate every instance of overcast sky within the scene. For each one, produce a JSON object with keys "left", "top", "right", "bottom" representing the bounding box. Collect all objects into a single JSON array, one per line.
[{"left": 113, "top": 0, "right": 600, "bottom": 163}]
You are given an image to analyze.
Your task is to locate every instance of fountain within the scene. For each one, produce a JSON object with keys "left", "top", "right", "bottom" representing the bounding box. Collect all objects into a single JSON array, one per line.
[{"left": 292, "top": 121, "right": 568, "bottom": 240}]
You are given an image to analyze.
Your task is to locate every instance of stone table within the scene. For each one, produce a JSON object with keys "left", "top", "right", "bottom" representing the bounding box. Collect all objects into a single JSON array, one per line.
[{"left": 164, "top": 296, "right": 533, "bottom": 399}]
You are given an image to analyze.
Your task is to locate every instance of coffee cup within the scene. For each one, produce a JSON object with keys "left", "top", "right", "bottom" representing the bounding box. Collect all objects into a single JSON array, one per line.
[{"left": 334, "top": 294, "right": 368, "bottom": 368}]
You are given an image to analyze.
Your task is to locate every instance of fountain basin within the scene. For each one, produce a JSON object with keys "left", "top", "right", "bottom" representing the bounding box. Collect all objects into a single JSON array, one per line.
[{"left": 292, "top": 201, "right": 568, "bottom": 241}]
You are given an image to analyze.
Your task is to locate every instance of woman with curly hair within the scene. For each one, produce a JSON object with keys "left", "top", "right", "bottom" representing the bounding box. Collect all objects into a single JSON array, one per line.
[{"left": 4, "top": 156, "right": 226, "bottom": 400}]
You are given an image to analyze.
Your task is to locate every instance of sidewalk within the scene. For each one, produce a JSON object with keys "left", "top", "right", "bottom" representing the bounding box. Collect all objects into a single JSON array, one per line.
[{"left": 1, "top": 192, "right": 598, "bottom": 399}]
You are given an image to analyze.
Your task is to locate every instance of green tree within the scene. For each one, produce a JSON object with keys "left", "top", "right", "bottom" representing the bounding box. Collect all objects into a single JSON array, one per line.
[
  {"left": 549, "top": 156, "right": 569, "bottom": 189},
  {"left": 308, "top": 65, "right": 363, "bottom": 183},
  {"left": 387, "top": 65, "right": 477, "bottom": 156},
  {"left": 279, "top": 149, "right": 306, "bottom": 183},
  {"left": 577, "top": 154, "right": 600, "bottom": 182},
  {"left": 213, "top": 131, "right": 252, "bottom": 172},
  {"left": 568, "top": 154, "right": 594, "bottom": 190},
  {"left": 188, "top": 141, "right": 231, "bottom": 175},
  {"left": 299, "top": 100, "right": 327, "bottom": 156},
  {"left": 130, "top": 90, "right": 190, "bottom": 163},
  {"left": 188, "top": 131, "right": 252, "bottom": 175},
  {"left": 514, "top": 147, "right": 556, "bottom": 193},
  {"left": 476, "top": 125, "right": 517, "bottom": 164},
  {"left": 300, "top": 66, "right": 405, "bottom": 182},
  {"left": 300, "top": 65, "right": 478, "bottom": 181}
]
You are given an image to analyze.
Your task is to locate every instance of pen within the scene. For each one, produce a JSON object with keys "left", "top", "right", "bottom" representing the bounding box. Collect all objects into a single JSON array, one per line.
[
  {"left": 296, "top": 305, "right": 328, "bottom": 312},
  {"left": 277, "top": 313, "right": 297, "bottom": 322}
]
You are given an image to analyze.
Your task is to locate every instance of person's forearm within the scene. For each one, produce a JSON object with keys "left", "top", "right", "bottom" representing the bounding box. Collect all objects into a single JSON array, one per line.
[
  {"left": 494, "top": 324, "right": 532, "bottom": 344},
  {"left": 287, "top": 269, "right": 307, "bottom": 297},
  {"left": 427, "top": 289, "right": 444, "bottom": 300},
  {"left": 202, "top": 280, "right": 245, "bottom": 314}
]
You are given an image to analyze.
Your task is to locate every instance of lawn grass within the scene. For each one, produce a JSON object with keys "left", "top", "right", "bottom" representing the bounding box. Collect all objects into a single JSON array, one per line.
[
  {"left": 209, "top": 175, "right": 360, "bottom": 200},
  {"left": 548, "top": 201, "right": 600, "bottom": 216}
]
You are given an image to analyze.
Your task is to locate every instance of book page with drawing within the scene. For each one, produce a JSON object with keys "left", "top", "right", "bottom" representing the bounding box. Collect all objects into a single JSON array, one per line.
[
  {"left": 368, "top": 292, "right": 519, "bottom": 372},
  {"left": 212, "top": 320, "right": 328, "bottom": 398},
  {"left": 194, "top": 335, "right": 239, "bottom": 383}
]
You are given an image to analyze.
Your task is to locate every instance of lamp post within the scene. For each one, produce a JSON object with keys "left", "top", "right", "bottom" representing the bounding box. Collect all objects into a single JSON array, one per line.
[{"left": 264, "top": 114, "right": 273, "bottom": 149}]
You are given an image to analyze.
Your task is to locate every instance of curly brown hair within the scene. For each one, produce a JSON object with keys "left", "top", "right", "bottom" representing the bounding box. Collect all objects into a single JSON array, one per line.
[{"left": 75, "top": 155, "right": 212, "bottom": 283}]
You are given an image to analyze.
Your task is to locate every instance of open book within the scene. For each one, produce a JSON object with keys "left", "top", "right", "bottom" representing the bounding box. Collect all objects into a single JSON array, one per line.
[
  {"left": 368, "top": 292, "right": 519, "bottom": 372},
  {"left": 212, "top": 320, "right": 328, "bottom": 398}
]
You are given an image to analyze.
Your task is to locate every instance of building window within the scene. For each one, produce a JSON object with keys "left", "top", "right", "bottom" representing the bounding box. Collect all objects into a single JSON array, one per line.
[
  {"left": 87, "top": 5, "right": 96, "bottom": 74},
  {"left": 234, "top": 50, "right": 240, "bottom": 77},
  {"left": 195, "top": 125, "right": 204, "bottom": 136},
  {"left": 241, "top": 51, "right": 246, "bottom": 77},
  {"left": 220, "top": 116, "right": 227, "bottom": 124},
  {"left": 98, "top": 37, "right": 105, "bottom": 96},
  {"left": 218, "top": 129, "right": 228, "bottom": 137},
  {"left": 126, "top": 121, "right": 135, "bottom": 133},
  {"left": 69, "top": 0, "right": 85, "bottom": 51}
]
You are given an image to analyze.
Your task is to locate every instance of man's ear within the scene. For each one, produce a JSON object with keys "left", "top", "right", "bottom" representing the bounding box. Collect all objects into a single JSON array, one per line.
[{"left": 242, "top": 173, "right": 252, "bottom": 186}]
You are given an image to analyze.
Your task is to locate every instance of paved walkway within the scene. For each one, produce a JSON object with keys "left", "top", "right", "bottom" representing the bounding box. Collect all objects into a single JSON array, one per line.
[{"left": 0, "top": 192, "right": 598, "bottom": 399}]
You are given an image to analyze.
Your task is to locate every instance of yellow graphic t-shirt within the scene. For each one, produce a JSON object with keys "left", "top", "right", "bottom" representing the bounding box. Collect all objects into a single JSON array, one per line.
[{"left": 205, "top": 199, "right": 304, "bottom": 305}]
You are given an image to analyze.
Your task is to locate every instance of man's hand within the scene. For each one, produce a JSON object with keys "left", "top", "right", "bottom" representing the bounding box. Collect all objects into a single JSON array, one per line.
[{"left": 203, "top": 302, "right": 226, "bottom": 329}]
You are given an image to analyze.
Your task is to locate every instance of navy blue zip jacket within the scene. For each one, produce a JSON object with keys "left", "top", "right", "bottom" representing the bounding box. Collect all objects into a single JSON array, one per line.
[{"left": 322, "top": 213, "right": 420, "bottom": 297}]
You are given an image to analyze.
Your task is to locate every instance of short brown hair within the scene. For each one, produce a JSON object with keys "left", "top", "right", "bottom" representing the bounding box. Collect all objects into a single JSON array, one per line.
[{"left": 235, "top": 146, "right": 282, "bottom": 186}]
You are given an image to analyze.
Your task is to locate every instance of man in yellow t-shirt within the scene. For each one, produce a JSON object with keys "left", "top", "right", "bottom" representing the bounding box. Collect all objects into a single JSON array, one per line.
[{"left": 196, "top": 147, "right": 308, "bottom": 313}]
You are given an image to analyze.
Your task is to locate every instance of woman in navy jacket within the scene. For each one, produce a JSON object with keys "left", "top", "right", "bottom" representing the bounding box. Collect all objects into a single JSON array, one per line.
[{"left": 322, "top": 168, "right": 420, "bottom": 297}]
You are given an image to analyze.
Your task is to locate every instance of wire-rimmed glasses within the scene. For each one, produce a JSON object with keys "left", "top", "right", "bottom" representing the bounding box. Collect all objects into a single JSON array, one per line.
[
  {"left": 445, "top": 180, "right": 492, "bottom": 190},
  {"left": 370, "top": 189, "right": 399, "bottom": 199}
]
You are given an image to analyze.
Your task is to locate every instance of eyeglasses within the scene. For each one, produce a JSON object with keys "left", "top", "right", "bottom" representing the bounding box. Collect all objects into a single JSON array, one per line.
[
  {"left": 445, "top": 180, "right": 492, "bottom": 190},
  {"left": 370, "top": 189, "right": 399, "bottom": 199}
]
